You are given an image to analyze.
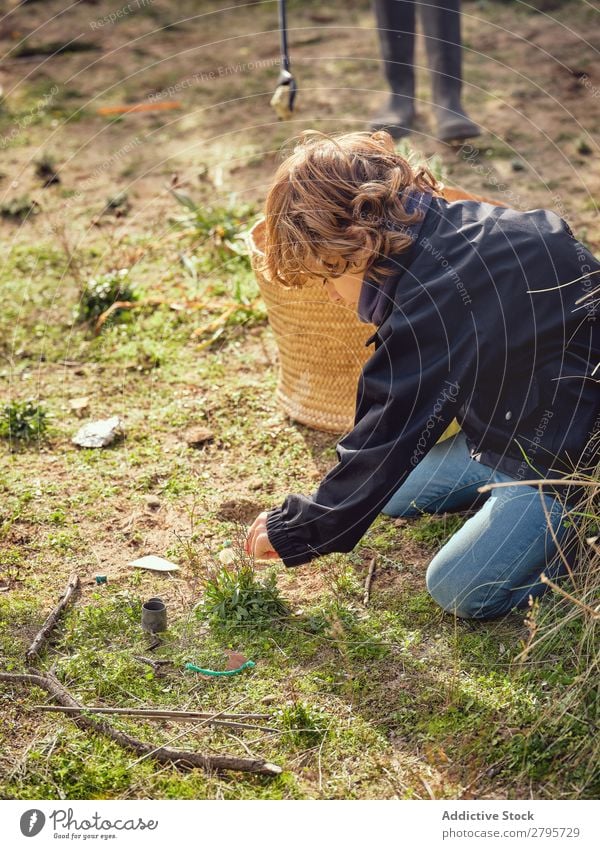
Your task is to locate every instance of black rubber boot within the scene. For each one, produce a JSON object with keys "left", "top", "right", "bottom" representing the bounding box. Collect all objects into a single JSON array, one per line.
[
  {"left": 370, "top": 0, "right": 416, "bottom": 138},
  {"left": 418, "top": 0, "right": 480, "bottom": 141}
]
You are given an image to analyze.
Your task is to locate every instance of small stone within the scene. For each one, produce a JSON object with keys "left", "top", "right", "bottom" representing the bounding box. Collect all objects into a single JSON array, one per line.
[
  {"left": 72, "top": 416, "right": 123, "bottom": 448},
  {"left": 261, "top": 694, "right": 277, "bottom": 704},
  {"left": 511, "top": 158, "right": 525, "bottom": 172},
  {"left": 145, "top": 495, "right": 161, "bottom": 511},
  {"left": 184, "top": 426, "right": 214, "bottom": 447},
  {"left": 575, "top": 136, "right": 592, "bottom": 156},
  {"left": 69, "top": 396, "right": 90, "bottom": 417}
]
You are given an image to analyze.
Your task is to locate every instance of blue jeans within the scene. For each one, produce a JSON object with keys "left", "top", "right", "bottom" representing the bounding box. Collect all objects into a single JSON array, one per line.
[{"left": 383, "top": 432, "right": 573, "bottom": 619}]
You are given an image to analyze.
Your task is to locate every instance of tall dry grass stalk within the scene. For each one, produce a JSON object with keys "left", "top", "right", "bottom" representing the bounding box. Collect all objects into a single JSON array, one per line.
[{"left": 516, "top": 441, "right": 599, "bottom": 795}]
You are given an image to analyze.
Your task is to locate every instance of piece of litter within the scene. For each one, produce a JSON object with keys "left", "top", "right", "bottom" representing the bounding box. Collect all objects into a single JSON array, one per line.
[
  {"left": 218, "top": 548, "right": 235, "bottom": 565},
  {"left": 224, "top": 650, "right": 248, "bottom": 670},
  {"left": 130, "top": 555, "right": 180, "bottom": 573},
  {"left": 185, "top": 659, "right": 255, "bottom": 678},
  {"left": 270, "top": 84, "right": 293, "bottom": 120},
  {"left": 95, "top": 575, "right": 107, "bottom": 585},
  {"left": 72, "top": 416, "right": 123, "bottom": 448}
]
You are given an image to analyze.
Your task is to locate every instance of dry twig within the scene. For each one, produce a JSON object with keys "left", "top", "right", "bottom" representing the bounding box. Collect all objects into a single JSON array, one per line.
[
  {"left": 32, "top": 705, "right": 278, "bottom": 733},
  {"left": 26, "top": 573, "right": 80, "bottom": 664},
  {"left": 0, "top": 672, "right": 281, "bottom": 776},
  {"left": 363, "top": 557, "right": 377, "bottom": 607}
]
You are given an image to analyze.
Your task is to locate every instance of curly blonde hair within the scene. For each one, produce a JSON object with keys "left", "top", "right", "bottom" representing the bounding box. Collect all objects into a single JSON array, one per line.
[{"left": 263, "top": 129, "right": 441, "bottom": 289}]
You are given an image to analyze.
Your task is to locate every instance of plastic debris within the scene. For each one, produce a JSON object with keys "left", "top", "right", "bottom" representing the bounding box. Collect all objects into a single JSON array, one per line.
[
  {"left": 185, "top": 650, "right": 254, "bottom": 679},
  {"left": 95, "top": 575, "right": 107, "bottom": 585},
  {"left": 130, "top": 555, "right": 180, "bottom": 573},
  {"left": 270, "top": 84, "right": 293, "bottom": 120},
  {"left": 142, "top": 597, "right": 168, "bottom": 633},
  {"left": 72, "top": 416, "right": 123, "bottom": 448},
  {"left": 185, "top": 660, "right": 255, "bottom": 678},
  {"left": 217, "top": 548, "right": 236, "bottom": 565}
]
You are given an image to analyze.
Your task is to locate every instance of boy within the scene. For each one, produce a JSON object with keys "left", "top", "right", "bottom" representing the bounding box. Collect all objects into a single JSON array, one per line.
[{"left": 245, "top": 130, "right": 599, "bottom": 620}]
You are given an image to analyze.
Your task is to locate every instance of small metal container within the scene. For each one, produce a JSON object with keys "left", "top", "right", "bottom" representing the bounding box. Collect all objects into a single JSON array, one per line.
[{"left": 141, "top": 596, "right": 167, "bottom": 633}]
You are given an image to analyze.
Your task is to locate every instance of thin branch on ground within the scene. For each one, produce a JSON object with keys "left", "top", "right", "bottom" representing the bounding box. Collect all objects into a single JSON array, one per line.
[
  {"left": 0, "top": 672, "right": 282, "bottom": 776},
  {"left": 26, "top": 573, "right": 80, "bottom": 664}
]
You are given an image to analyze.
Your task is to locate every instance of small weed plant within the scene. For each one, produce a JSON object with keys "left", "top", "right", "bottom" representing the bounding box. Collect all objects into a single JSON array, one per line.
[
  {"left": 200, "top": 557, "right": 290, "bottom": 631},
  {"left": 76, "top": 268, "right": 136, "bottom": 322},
  {"left": 279, "top": 701, "right": 327, "bottom": 748},
  {"left": 0, "top": 400, "right": 47, "bottom": 442},
  {"left": 170, "top": 190, "right": 255, "bottom": 264}
]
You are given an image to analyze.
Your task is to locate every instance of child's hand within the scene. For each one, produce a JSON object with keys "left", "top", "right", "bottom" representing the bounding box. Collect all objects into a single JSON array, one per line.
[{"left": 244, "top": 511, "right": 280, "bottom": 560}]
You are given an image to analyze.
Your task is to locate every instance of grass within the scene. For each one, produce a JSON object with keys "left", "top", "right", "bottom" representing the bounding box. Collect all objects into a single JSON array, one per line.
[
  {"left": 0, "top": 0, "right": 599, "bottom": 800},
  {"left": 0, "top": 208, "right": 596, "bottom": 797},
  {"left": 509, "top": 460, "right": 600, "bottom": 796},
  {"left": 0, "top": 400, "right": 48, "bottom": 443},
  {"left": 402, "top": 514, "right": 468, "bottom": 549},
  {"left": 0, "top": 196, "right": 41, "bottom": 222},
  {"left": 200, "top": 547, "right": 291, "bottom": 630},
  {"left": 2, "top": 565, "right": 583, "bottom": 799},
  {"left": 75, "top": 268, "right": 137, "bottom": 324}
]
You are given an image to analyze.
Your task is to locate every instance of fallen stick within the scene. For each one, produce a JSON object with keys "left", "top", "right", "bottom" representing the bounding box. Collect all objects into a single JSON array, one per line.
[
  {"left": 96, "top": 101, "right": 182, "bottom": 116},
  {"left": 363, "top": 557, "right": 376, "bottom": 607},
  {"left": 478, "top": 478, "right": 599, "bottom": 493},
  {"left": 132, "top": 655, "right": 173, "bottom": 674},
  {"left": 94, "top": 298, "right": 210, "bottom": 333},
  {"left": 32, "top": 705, "right": 278, "bottom": 731},
  {"left": 26, "top": 573, "right": 80, "bottom": 664},
  {"left": 33, "top": 705, "right": 273, "bottom": 721},
  {"left": 94, "top": 298, "right": 171, "bottom": 335},
  {"left": 0, "top": 672, "right": 281, "bottom": 776}
]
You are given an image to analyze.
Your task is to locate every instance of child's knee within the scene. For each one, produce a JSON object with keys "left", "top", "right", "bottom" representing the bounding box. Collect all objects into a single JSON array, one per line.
[
  {"left": 381, "top": 497, "right": 421, "bottom": 518},
  {"left": 425, "top": 556, "right": 512, "bottom": 620}
]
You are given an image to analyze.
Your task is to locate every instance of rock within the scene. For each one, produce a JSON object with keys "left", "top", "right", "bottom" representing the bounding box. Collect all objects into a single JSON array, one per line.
[
  {"left": 69, "top": 396, "right": 90, "bottom": 417},
  {"left": 145, "top": 495, "right": 161, "bottom": 511},
  {"left": 261, "top": 694, "right": 277, "bottom": 704},
  {"left": 184, "top": 426, "right": 214, "bottom": 447},
  {"left": 72, "top": 416, "right": 123, "bottom": 448},
  {"left": 575, "top": 136, "right": 592, "bottom": 156},
  {"left": 511, "top": 158, "right": 525, "bottom": 172}
]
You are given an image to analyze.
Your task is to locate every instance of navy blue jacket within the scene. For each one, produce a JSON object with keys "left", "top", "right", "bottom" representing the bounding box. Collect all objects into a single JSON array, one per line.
[{"left": 266, "top": 196, "right": 600, "bottom": 567}]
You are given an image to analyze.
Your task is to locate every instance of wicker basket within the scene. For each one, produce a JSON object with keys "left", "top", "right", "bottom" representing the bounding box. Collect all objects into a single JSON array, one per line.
[
  {"left": 246, "top": 219, "right": 373, "bottom": 432},
  {"left": 246, "top": 186, "right": 503, "bottom": 434}
]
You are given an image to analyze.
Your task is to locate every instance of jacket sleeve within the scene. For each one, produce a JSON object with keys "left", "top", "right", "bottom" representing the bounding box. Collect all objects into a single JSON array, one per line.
[{"left": 266, "top": 286, "right": 477, "bottom": 567}]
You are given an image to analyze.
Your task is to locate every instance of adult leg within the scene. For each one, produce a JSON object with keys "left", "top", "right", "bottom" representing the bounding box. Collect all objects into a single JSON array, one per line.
[
  {"left": 370, "top": 0, "right": 417, "bottom": 137},
  {"left": 382, "top": 431, "right": 494, "bottom": 517},
  {"left": 425, "top": 476, "right": 572, "bottom": 619},
  {"left": 417, "top": 0, "right": 480, "bottom": 141}
]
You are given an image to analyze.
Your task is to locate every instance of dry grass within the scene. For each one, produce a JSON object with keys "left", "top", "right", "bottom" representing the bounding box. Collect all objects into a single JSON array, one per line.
[{"left": 516, "top": 447, "right": 599, "bottom": 796}]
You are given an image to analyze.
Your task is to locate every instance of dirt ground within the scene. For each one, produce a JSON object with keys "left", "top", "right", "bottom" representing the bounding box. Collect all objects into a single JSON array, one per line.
[
  {"left": 0, "top": 0, "right": 598, "bottom": 801},
  {"left": 1, "top": 0, "right": 599, "bottom": 241},
  {"left": 1, "top": 0, "right": 596, "bottom": 596}
]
